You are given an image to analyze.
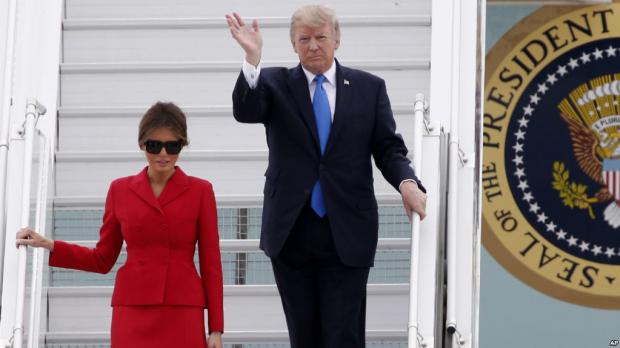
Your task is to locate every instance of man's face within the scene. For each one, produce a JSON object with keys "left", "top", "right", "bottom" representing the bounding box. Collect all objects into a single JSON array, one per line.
[{"left": 292, "top": 22, "right": 340, "bottom": 75}]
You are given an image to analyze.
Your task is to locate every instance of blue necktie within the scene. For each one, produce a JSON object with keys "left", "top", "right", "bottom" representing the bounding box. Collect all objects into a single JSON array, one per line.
[{"left": 311, "top": 74, "right": 331, "bottom": 217}]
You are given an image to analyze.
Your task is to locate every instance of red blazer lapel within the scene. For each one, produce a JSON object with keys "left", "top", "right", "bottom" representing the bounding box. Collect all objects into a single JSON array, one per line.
[
  {"left": 128, "top": 167, "right": 191, "bottom": 212},
  {"left": 128, "top": 167, "right": 163, "bottom": 215},
  {"left": 158, "top": 167, "right": 190, "bottom": 207}
]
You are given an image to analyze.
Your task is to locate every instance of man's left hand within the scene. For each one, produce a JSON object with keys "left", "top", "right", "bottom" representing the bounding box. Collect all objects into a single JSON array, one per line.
[{"left": 400, "top": 181, "right": 427, "bottom": 221}]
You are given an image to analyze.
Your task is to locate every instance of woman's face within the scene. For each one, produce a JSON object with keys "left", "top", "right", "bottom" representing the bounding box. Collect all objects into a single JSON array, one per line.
[{"left": 140, "top": 127, "right": 182, "bottom": 176}]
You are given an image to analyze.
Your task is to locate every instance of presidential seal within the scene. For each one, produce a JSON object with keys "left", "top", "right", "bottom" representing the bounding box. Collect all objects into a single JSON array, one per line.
[{"left": 483, "top": 4, "right": 620, "bottom": 308}]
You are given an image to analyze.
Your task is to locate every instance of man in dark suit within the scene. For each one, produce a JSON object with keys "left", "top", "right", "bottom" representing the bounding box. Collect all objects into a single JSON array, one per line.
[{"left": 226, "top": 5, "right": 426, "bottom": 347}]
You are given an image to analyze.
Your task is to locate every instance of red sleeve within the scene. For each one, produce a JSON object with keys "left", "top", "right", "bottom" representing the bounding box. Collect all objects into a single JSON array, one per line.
[
  {"left": 49, "top": 181, "right": 123, "bottom": 274},
  {"left": 198, "top": 182, "right": 224, "bottom": 333}
]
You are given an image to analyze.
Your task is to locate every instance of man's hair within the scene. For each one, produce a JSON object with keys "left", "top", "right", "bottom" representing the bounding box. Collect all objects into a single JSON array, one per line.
[
  {"left": 138, "top": 101, "right": 189, "bottom": 146},
  {"left": 289, "top": 5, "right": 340, "bottom": 43}
]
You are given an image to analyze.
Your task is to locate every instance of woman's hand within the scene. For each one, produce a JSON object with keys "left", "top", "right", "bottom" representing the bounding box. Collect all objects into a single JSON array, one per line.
[
  {"left": 207, "top": 331, "right": 222, "bottom": 348},
  {"left": 15, "top": 227, "right": 54, "bottom": 251}
]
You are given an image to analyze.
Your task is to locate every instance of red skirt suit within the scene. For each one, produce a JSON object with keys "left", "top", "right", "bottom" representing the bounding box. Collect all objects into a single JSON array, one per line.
[{"left": 49, "top": 167, "right": 224, "bottom": 348}]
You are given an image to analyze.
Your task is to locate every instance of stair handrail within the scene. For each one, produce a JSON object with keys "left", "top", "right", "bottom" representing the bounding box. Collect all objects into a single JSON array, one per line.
[
  {"left": 26, "top": 129, "right": 51, "bottom": 348},
  {"left": 446, "top": 0, "right": 464, "bottom": 345},
  {"left": 408, "top": 93, "right": 429, "bottom": 348},
  {"left": 0, "top": 0, "right": 20, "bottom": 302},
  {"left": 12, "top": 99, "right": 46, "bottom": 348}
]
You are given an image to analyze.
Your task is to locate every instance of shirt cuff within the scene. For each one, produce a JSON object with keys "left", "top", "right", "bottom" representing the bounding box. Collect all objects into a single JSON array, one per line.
[
  {"left": 398, "top": 179, "right": 417, "bottom": 193},
  {"left": 242, "top": 59, "right": 261, "bottom": 89}
]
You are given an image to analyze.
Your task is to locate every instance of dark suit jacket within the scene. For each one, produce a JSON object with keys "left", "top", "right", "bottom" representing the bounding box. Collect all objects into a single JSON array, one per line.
[
  {"left": 233, "top": 60, "right": 424, "bottom": 267},
  {"left": 49, "top": 167, "right": 224, "bottom": 333}
]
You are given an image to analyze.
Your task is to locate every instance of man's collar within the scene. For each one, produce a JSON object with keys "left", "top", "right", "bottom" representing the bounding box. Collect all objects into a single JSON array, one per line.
[{"left": 301, "top": 59, "right": 337, "bottom": 87}]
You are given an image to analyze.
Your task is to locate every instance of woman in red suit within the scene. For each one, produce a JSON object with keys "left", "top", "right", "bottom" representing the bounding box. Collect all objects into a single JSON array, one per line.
[{"left": 16, "top": 102, "right": 223, "bottom": 348}]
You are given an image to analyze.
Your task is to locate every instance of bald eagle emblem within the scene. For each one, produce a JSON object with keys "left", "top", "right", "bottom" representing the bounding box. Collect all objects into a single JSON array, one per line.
[{"left": 555, "top": 75, "right": 620, "bottom": 228}]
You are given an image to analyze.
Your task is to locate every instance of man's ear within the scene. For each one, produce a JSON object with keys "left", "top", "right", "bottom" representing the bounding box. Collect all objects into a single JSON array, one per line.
[{"left": 334, "top": 30, "right": 341, "bottom": 49}]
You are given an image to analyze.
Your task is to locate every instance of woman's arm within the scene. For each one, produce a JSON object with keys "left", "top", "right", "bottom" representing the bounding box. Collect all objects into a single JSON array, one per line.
[
  {"left": 48, "top": 181, "right": 123, "bottom": 274},
  {"left": 198, "top": 182, "right": 224, "bottom": 335}
]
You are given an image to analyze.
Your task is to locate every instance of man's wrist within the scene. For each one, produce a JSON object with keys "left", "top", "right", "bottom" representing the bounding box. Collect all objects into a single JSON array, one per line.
[
  {"left": 245, "top": 53, "right": 261, "bottom": 67},
  {"left": 399, "top": 179, "right": 417, "bottom": 192},
  {"left": 242, "top": 59, "right": 261, "bottom": 89}
]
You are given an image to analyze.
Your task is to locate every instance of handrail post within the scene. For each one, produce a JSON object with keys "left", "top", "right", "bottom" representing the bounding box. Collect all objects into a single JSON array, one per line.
[
  {"left": 13, "top": 99, "right": 45, "bottom": 348},
  {"left": 408, "top": 93, "right": 427, "bottom": 348},
  {"left": 0, "top": 0, "right": 20, "bottom": 303},
  {"left": 27, "top": 132, "right": 50, "bottom": 348},
  {"left": 446, "top": 0, "right": 462, "bottom": 342}
]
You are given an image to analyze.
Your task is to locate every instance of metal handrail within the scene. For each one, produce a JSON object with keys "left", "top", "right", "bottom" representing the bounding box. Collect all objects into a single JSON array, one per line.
[
  {"left": 408, "top": 93, "right": 427, "bottom": 348},
  {"left": 446, "top": 0, "right": 462, "bottom": 343},
  {"left": 27, "top": 131, "right": 51, "bottom": 348},
  {"left": 13, "top": 100, "right": 45, "bottom": 348},
  {"left": 0, "top": 0, "right": 19, "bottom": 302}
]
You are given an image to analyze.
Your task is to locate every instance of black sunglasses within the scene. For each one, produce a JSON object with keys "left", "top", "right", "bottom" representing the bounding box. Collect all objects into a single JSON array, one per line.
[{"left": 143, "top": 140, "right": 184, "bottom": 155}]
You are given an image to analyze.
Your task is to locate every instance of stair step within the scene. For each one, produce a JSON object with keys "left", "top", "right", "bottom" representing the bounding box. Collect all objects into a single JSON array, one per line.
[
  {"left": 47, "top": 284, "right": 409, "bottom": 334},
  {"left": 51, "top": 204, "right": 409, "bottom": 241},
  {"left": 52, "top": 193, "right": 404, "bottom": 208},
  {"left": 59, "top": 62, "right": 429, "bottom": 107},
  {"left": 62, "top": 17, "right": 429, "bottom": 64},
  {"left": 46, "top": 331, "right": 407, "bottom": 347},
  {"left": 53, "top": 150, "right": 417, "bottom": 197},
  {"left": 49, "top": 249, "right": 411, "bottom": 287},
  {"left": 49, "top": 206, "right": 412, "bottom": 286},
  {"left": 64, "top": 0, "right": 430, "bottom": 19},
  {"left": 57, "top": 104, "right": 415, "bottom": 152}
]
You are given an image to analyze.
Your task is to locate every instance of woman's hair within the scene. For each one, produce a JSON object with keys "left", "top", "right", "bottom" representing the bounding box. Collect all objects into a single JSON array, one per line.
[{"left": 138, "top": 101, "right": 189, "bottom": 146}]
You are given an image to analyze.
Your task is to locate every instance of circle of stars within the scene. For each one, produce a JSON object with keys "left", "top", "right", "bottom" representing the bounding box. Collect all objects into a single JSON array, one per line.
[{"left": 511, "top": 44, "right": 619, "bottom": 260}]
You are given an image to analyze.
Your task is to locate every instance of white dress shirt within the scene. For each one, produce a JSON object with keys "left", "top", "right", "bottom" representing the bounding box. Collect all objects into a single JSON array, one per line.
[{"left": 242, "top": 59, "right": 337, "bottom": 121}]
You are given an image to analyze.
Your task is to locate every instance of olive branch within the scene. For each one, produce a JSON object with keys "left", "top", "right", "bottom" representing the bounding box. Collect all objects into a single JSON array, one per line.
[{"left": 552, "top": 161, "right": 597, "bottom": 219}]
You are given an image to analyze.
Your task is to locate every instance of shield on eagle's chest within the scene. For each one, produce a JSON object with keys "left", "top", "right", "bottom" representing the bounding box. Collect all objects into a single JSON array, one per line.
[{"left": 603, "top": 158, "right": 620, "bottom": 201}]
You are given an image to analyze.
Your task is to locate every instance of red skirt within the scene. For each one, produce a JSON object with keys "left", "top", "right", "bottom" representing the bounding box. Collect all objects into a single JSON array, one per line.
[{"left": 111, "top": 305, "right": 207, "bottom": 348}]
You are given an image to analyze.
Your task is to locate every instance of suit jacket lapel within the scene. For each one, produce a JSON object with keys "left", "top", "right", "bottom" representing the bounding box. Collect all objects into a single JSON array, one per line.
[
  {"left": 129, "top": 167, "right": 163, "bottom": 215},
  {"left": 325, "top": 61, "right": 352, "bottom": 156},
  {"left": 287, "top": 64, "right": 320, "bottom": 152},
  {"left": 158, "top": 167, "right": 190, "bottom": 207}
]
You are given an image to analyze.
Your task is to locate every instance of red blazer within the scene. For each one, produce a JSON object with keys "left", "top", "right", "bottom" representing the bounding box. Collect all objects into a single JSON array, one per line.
[{"left": 49, "top": 167, "right": 224, "bottom": 333}]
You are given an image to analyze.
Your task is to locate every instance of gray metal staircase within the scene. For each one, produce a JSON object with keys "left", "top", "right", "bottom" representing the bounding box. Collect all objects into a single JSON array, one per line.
[
  {"left": 46, "top": 207, "right": 414, "bottom": 347},
  {"left": 45, "top": 0, "right": 433, "bottom": 346}
]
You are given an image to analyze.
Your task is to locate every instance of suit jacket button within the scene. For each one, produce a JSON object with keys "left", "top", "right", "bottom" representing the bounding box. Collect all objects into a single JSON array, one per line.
[
  {"left": 304, "top": 189, "right": 310, "bottom": 196},
  {"left": 162, "top": 224, "right": 168, "bottom": 229}
]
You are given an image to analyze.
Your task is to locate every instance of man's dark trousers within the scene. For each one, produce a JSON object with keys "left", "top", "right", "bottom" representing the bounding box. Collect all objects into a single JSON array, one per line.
[{"left": 271, "top": 202, "right": 370, "bottom": 348}]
